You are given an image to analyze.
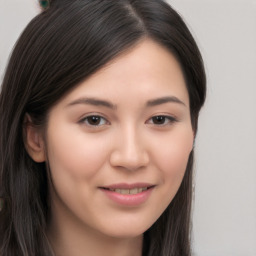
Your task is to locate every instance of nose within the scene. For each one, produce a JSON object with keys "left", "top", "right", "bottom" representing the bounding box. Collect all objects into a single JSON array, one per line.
[{"left": 109, "top": 126, "right": 149, "bottom": 171}]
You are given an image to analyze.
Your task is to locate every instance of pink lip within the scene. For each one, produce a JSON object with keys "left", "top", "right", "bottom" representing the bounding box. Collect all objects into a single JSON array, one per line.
[
  {"left": 103, "top": 182, "right": 154, "bottom": 189},
  {"left": 99, "top": 183, "right": 155, "bottom": 207}
]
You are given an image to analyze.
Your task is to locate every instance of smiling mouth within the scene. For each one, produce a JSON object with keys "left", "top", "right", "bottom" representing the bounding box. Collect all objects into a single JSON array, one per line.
[
  {"left": 102, "top": 187, "right": 148, "bottom": 195},
  {"left": 100, "top": 184, "right": 155, "bottom": 206},
  {"left": 101, "top": 186, "right": 155, "bottom": 195}
]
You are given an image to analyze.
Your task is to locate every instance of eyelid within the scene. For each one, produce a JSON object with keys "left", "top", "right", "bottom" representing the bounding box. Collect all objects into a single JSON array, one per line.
[
  {"left": 146, "top": 114, "right": 178, "bottom": 126},
  {"left": 78, "top": 113, "right": 110, "bottom": 127},
  {"left": 77, "top": 113, "right": 178, "bottom": 128}
]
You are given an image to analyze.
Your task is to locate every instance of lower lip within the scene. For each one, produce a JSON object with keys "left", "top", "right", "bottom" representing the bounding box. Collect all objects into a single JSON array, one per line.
[{"left": 100, "top": 187, "right": 154, "bottom": 206}]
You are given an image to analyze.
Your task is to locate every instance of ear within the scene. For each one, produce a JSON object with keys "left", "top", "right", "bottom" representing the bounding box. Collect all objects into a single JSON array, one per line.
[{"left": 23, "top": 114, "right": 46, "bottom": 162}]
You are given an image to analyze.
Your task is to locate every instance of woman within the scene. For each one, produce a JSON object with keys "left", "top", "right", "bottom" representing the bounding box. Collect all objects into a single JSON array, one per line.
[{"left": 0, "top": 0, "right": 206, "bottom": 255}]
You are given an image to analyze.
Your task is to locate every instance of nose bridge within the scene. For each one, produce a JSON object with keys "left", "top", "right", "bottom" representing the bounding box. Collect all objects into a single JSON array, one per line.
[
  {"left": 110, "top": 122, "right": 149, "bottom": 170},
  {"left": 122, "top": 124, "right": 141, "bottom": 158}
]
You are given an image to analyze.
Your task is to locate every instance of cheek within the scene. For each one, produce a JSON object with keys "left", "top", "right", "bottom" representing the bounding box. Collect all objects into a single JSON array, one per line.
[
  {"left": 46, "top": 125, "right": 112, "bottom": 183},
  {"left": 152, "top": 126, "right": 193, "bottom": 189}
]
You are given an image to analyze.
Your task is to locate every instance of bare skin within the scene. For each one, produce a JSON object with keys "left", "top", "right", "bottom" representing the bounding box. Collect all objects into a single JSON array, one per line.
[{"left": 25, "top": 39, "right": 193, "bottom": 256}]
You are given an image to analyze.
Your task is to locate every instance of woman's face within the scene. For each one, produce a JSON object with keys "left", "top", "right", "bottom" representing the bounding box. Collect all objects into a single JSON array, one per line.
[{"left": 43, "top": 39, "right": 194, "bottom": 238}]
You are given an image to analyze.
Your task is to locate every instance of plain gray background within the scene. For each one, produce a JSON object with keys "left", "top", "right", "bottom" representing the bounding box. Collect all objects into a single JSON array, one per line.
[{"left": 0, "top": 0, "right": 256, "bottom": 255}]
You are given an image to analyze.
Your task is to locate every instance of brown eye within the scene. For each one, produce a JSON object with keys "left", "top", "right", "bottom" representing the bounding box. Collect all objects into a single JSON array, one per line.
[
  {"left": 152, "top": 116, "right": 166, "bottom": 125},
  {"left": 81, "top": 115, "right": 108, "bottom": 126},
  {"left": 150, "top": 115, "right": 177, "bottom": 125}
]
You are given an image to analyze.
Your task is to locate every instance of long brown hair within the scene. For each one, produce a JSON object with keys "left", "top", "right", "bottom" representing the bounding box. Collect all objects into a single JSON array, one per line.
[{"left": 0, "top": 1, "right": 206, "bottom": 255}]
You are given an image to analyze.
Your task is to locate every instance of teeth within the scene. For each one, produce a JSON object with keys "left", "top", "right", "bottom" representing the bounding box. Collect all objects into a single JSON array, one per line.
[
  {"left": 111, "top": 187, "right": 148, "bottom": 195},
  {"left": 130, "top": 188, "right": 141, "bottom": 194},
  {"left": 117, "top": 189, "right": 129, "bottom": 195}
]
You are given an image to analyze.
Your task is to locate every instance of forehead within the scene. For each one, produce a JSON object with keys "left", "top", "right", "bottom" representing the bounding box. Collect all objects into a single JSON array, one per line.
[{"left": 60, "top": 39, "right": 189, "bottom": 107}]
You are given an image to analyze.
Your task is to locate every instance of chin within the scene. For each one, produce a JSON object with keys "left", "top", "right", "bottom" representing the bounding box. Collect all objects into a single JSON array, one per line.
[{"left": 98, "top": 220, "right": 153, "bottom": 239}]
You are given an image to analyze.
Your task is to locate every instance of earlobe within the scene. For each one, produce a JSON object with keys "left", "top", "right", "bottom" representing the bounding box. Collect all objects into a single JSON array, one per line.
[{"left": 23, "top": 114, "right": 46, "bottom": 163}]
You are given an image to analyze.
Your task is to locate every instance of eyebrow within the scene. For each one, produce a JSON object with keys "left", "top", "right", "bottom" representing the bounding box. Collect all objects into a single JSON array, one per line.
[
  {"left": 66, "top": 96, "right": 186, "bottom": 109},
  {"left": 67, "top": 97, "right": 117, "bottom": 109},
  {"left": 146, "top": 96, "right": 186, "bottom": 107}
]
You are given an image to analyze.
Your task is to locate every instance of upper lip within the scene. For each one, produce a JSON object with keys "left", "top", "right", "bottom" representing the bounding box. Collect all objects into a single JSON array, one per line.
[{"left": 100, "top": 183, "right": 155, "bottom": 189}]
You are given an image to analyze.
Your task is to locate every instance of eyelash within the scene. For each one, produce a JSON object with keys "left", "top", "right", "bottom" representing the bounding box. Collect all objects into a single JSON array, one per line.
[
  {"left": 79, "top": 115, "right": 109, "bottom": 127},
  {"left": 147, "top": 115, "right": 178, "bottom": 126},
  {"left": 79, "top": 114, "right": 178, "bottom": 128}
]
